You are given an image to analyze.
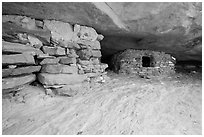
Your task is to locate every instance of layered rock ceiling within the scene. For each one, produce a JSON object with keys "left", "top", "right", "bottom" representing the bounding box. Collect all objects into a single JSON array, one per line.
[{"left": 2, "top": 2, "right": 202, "bottom": 61}]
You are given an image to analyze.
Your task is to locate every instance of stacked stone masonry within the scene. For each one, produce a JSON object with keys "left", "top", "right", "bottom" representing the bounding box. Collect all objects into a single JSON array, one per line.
[
  {"left": 111, "top": 49, "right": 176, "bottom": 77},
  {"left": 2, "top": 15, "right": 108, "bottom": 97}
]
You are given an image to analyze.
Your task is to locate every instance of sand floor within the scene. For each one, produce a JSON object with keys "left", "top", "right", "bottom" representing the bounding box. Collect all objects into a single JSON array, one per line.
[{"left": 2, "top": 71, "right": 202, "bottom": 135}]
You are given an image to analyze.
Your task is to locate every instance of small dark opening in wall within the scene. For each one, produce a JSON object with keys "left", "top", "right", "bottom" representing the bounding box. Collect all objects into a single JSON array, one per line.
[{"left": 142, "top": 56, "right": 151, "bottom": 67}]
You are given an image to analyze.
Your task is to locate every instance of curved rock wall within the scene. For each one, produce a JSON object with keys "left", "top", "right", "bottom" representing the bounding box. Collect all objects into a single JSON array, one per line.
[{"left": 2, "top": 15, "right": 108, "bottom": 97}]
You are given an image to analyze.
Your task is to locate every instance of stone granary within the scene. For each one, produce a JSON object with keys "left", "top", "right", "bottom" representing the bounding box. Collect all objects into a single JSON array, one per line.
[{"left": 112, "top": 49, "right": 176, "bottom": 76}]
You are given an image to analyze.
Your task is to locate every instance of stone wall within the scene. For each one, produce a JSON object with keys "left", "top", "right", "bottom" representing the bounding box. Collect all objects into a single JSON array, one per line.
[
  {"left": 2, "top": 15, "right": 108, "bottom": 97},
  {"left": 111, "top": 49, "right": 175, "bottom": 77}
]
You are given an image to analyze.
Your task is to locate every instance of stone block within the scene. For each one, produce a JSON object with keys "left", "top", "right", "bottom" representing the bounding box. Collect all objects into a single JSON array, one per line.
[
  {"left": 35, "top": 20, "right": 44, "bottom": 28},
  {"left": 40, "top": 58, "right": 59, "bottom": 65},
  {"left": 42, "top": 46, "right": 66, "bottom": 56},
  {"left": 77, "top": 48, "right": 92, "bottom": 60},
  {"left": 58, "top": 40, "right": 80, "bottom": 49},
  {"left": 36, "top": 54, "right": 55, "bottom": 59},
  {"left": 59, "top": 57, "right": 77, "bottom": 65},
  {"left": 92, "top": 50, "right": 102, "bottom": 58},
  {"left": 2, "top": 66, "right": 41, "bottom": 78},
  {"left": 27, "top": 35, "right": 43, "bottom": 48},
  {"left": 74, "top": 25, "right": 98, "bottom": 41},
  {"left": 19, "top": 16, "right": 37, "bottom": 30},
  {"left": 97, "top": 34, "right": 104, "bottom": 41},
  {"left": 90, "top": 57, "right": 100, "bottom": 65},
  {"left": 2, "top": 74, "right": 36, "bottom": 90},
  {"left": 77, "top": 59, "right": 91, "bottom": 66},
  {"left": 76, "top": 39, "right": 101, "bottom": 49},
  {"left": 44, "top": 20, "right": 74, "bottom": 42},
  {"left": 101, "top": 63, "right": 109, "bottom": 70},
  {"left": 67, "top": 49, "right": 79, "bottom": 58},
  {"left": 37, "top": 73, "right": 87, "bottom": 85},
  {"left": 2, "top": 53, "right": 35, "bottom": 66},
  {"left": 81, "top": 63, "right": 108, "bottom": 73},
  {"left": 41, "top": 64, "right": 78, "bottom": 74},
  {"left": 2, "top": 41, "right": 43, "bottom": 55}
]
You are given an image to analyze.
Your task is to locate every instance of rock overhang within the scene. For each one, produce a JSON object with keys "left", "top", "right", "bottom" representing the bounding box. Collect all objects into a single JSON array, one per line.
[{"left": 2, "top": 2, "right": 202, "bottom": 62}]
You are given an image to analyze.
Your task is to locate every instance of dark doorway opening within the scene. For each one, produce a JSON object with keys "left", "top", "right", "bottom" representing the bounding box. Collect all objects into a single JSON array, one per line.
[{"left": 142, "top": 56, "right": 151, "bottom": 67}]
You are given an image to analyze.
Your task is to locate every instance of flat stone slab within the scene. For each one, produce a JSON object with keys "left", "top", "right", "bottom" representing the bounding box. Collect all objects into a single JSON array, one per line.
[
  {"left": 58, "top": 41, "right": 80, "bottom": 49},
  {"left": 41, "top": 64, "right": 78, "bottom": 74},
  {"left": 76, "top": 39, "right": 101, "bottom": 49},
  {"left": 42, "top": 46, "right": 66, "bottom": 56},
  {"left": 36, "top": 53, "right": 55, "bottom": 59},
  {"left": 2, "top": 66, "right": 41, "bottom": 78},
  {"left": 2, "top": 41, "right": 43, "bottom": 55},
  {"left": 38, "top": 73, "right": 87, "bottom": 85},
  {"left": 40, "top": 58, "right": 59, "bottom": 65},
  {"left": 92, "top": 50, "right": 102, "bottom": 58},
  {"left": 58, "top": 57, "right": 77, "bottom": 65},
  {"left": 78, "top": 59, "right": 91, "bottom": 66},
  {"left": 2, "top": 74, "right": 36, "bottom": 90},
  {"left": 2, "top": 53, "right": 35, "bottom": 65}
]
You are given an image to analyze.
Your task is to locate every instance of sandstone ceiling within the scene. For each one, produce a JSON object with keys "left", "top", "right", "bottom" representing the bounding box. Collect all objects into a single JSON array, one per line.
[{"left": 2, "top": 2, "right": 202, "bottom": 61}]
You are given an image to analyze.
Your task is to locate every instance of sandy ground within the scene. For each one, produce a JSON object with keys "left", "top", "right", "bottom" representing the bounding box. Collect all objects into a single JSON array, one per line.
[{"left": 2, "top": 71, "right": 202, "bottom": 135}]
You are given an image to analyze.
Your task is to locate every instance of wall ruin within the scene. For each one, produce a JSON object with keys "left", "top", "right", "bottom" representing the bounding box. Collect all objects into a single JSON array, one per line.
[{"left": 2, "top": 15, "right": 108, "bottom": 97}]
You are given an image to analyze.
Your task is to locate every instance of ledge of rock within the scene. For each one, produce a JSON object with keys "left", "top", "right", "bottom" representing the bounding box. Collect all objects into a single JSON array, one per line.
[{"left": 2, "top": 2, "right": 202, "bottom": 61}]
